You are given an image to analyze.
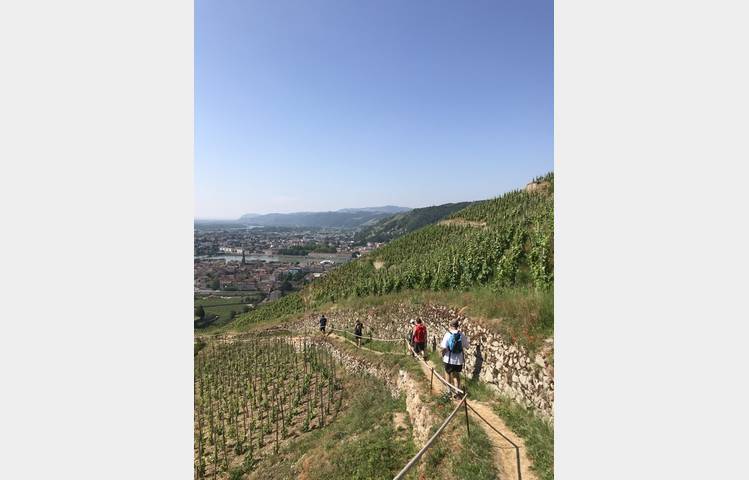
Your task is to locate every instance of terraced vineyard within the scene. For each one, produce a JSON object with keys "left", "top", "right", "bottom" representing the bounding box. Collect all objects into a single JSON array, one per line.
[
  {"left": 305, "top": 173, "right": 553, "bottom": 304},
  {"left": 194, "top": 337, "right": 343, "bottom": 479},
  {"left": 228, "top": 172, "right": 553, "bottom": 335}
]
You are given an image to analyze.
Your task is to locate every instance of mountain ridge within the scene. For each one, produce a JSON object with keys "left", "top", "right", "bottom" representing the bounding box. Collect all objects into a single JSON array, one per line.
[
  {"left": 354, "top": 201, "right": 475, "bottom": 244},
  {"left": 236, "top": 206, "right": 411, "bottom": 228}
]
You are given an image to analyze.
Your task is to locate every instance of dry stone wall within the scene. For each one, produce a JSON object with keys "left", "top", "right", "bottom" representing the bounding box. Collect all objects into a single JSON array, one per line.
[{"left": 289, "top": 303, "right": 554, "bottom": 419}]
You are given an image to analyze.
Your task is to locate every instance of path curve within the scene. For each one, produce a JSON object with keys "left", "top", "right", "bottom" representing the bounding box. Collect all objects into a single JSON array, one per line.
[
  {"left": 339, "top": 333, "right": 537, "bottom": 480},
  {"left": 417, "top": 355, "right": 539, "bottom": 480}
]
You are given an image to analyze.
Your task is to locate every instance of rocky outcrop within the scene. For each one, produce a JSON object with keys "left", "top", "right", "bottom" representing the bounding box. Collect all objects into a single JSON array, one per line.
[
  {"left": 525, "top": 180, "right": 551, "bottom": 193},
  {"left": 289, "top": 303, "right": 554, "bottom": 419}
]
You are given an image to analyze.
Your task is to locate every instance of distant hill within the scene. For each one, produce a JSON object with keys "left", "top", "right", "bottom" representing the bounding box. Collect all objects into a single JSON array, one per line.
[
  {"left": 237, "top": 206, "right": 410, "bottom": 228},
  {"left": 337, "top": 206, "right": 411, "bottom": 214},
  {"left": 354, "top": 201, "right": 474, "bottom": 244},
  {"left": 194, "top": 219, "right": 245, "bottom": 231}
]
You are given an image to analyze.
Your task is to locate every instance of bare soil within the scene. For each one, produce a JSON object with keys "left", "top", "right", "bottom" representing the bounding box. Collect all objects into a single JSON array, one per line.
[
  {"left": 467, "top": 400, "right": 538, "bottom": 480},
  {"left": 438, "top": 219, "right": 487, "bottom": 228}
]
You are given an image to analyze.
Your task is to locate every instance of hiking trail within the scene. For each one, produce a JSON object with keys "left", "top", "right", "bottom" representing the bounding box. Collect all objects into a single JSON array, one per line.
[
  {"left": 324, "top": 331, "right": 538, "bottom": 480},
  {"left": 417, "top": 353, "right": 538, "bottom": 480}
]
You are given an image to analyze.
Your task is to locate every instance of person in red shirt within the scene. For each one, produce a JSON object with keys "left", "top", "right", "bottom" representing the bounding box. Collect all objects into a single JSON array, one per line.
[{"left": 412, "top": 318, "right": 428, "bottom": 360}]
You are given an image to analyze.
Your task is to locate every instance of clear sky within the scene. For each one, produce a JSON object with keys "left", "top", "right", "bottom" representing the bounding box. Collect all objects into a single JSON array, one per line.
[{"left": 196, "top": 0, "right": 553, "bottom": 219}]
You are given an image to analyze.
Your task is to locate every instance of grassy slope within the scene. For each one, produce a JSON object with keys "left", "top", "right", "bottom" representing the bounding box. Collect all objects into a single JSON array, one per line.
[
  {"left": 247, "top": 376, "right": 415, "bottom": 480},
  {"left": 332, "top": 286, "right": 553, "bottom": 352},
  {"left": 194, "top": 294, "right": 264, "bottom": 328}
]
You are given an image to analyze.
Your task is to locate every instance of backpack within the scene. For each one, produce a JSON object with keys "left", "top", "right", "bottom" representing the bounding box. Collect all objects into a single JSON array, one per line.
[
  {"left": 413, "top": 324, "right": 426, "bottom": 343},
  {"left": 447, "top": 332, "right": 463, "bottom": 354}
]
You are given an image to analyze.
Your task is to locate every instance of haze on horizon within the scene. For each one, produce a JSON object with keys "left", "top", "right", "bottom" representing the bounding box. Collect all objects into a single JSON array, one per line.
[{"left": 196, "top": 0, "right": 553, "bottom": 219}]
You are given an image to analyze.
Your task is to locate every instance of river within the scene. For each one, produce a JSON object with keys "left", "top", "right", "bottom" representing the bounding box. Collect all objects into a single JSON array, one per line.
[{"left": 194, "top": 253, "right": 353, "bottom": 265}]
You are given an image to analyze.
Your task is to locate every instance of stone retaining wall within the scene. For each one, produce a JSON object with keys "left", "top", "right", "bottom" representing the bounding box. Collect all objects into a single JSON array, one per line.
[{"left": 288, "top": 303, "right": 554, "bottom": 419}]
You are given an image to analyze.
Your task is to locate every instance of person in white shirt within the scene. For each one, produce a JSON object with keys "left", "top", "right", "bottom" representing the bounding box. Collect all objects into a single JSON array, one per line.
[{"left": 440, "top": 319, "right": 470, "bottom": 397}]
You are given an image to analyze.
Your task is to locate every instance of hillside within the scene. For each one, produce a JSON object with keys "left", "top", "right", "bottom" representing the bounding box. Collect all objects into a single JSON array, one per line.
[
  {"left": 353, "top": 201, "right": 474, "bottom": 244},
  {"left": 306, "top": 172, "right": 553, "bottom": 303},
  {"left": 226, "top": 172, "right": 554, "bottom": 345},
  {"left": 237, "top": 206, "right": 410, "bottom": 228},
  {"left": 206, "top": 173, "right": 555, "bottom": 480},
  {"left": 338, "top": 205, "right": 411, "bottom": 214}
]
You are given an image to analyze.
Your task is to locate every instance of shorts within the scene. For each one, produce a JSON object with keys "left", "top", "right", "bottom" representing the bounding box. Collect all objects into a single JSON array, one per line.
[
  {"left": 354, "top": 332, "right": 362, "bottom": 339},
  {"left": 444, "top": 362, "right": 463, "bottom": 374},
  {"left": 320, "top": 325, "right": 326, "bottom": 332},
  {"left": 413, "top": 342, "right": 426, "bottom": 354}
]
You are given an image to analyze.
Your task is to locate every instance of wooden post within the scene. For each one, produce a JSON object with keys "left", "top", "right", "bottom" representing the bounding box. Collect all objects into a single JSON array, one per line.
[
  {"left": 430, "top": 368, "right": 434, "bottom": 392},
  {"left": 463, "top": 398, "right": 470, "bottom": 435}
]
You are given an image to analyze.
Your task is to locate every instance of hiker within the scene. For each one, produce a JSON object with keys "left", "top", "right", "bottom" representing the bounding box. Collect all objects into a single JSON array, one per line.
[
  {"left": 354, "top": 320, "right": 364, "bottom": 347},
  {"left": 412, "top": 318, "right": 428, "bottom": 360},
  {"left": 319, "top": 314, "right": 327, "bottom": 334},
  {"left": 440, "top": 319, "right": 470, "bottom": 398},
  {"left": 406, "top": 319, "right": 416, "bottom": 355}
]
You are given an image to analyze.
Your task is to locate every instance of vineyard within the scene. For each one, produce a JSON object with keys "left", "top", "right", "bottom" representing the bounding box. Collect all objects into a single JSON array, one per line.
[
  {"left": 194, "top": 337, "right": 344, "bottom": 479},
  {"left": 224, "top": 173, "right": 554, "bottom": 334},
  {"left": 304, "top": 172, "right": 553, "bottom": 304}
]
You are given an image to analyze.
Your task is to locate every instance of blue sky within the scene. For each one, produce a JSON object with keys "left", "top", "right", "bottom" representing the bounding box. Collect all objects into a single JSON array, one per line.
[{"left": 196, "top": 0, "right": 552, "bottom": 219}]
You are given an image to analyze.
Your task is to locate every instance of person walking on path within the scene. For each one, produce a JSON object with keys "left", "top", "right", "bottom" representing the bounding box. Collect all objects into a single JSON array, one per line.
[
  {"left": 412, "top": 318, "right": 428, "bottom": 360},
  {"left": 406, "top": 319, "right": 416, "bottom": 355},
  {"left": 354, "top": 319, "right": 364, "bottom": 348},
  {"left": 319, "top": 314, "right": 327, "bottom": 334},
  {"left": 440, "top": 319, "right": 470, "bottom": 398}
]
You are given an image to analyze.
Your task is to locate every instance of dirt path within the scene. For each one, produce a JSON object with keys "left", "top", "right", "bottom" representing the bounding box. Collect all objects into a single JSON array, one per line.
[
  {"left": 418, "top": 356, "right": 538, "bottom": 480},
  {"left": 467, "top": 400, "right": 538, "bottom": 480},
  {"left": 305, "top": 332, "right": 538, "bottom": 480}
]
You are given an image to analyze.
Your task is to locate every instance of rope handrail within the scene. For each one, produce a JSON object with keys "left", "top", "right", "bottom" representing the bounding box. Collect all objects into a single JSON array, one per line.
[
  {"left": 328, "top": 330, "right": 408, "bottom": 356},
  {"left": 327, "top": 326, "right": 403, "bottom": 342},
  {"left": 466, "top": 402, "right": 523, "bottom": 480},
  {"left": 392, "top": 394, "right": 467, "bottom": 480},
  {"left": 400, "top": 330, "right": 524, "bottom": 480}
]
